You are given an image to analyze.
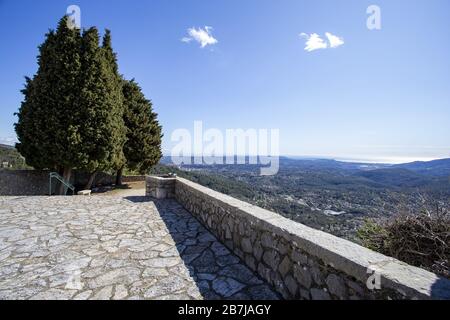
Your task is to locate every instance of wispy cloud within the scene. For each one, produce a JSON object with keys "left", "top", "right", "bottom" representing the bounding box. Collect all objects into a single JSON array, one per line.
[
  {"left": 300, "top": 32, "right": 344, "bottom": 52},
  {"left": 182, "top": 26, "right": 218, "bottom": 48},
  {"left": 300, "top": 33, "right": 328, "bottom": 52},
  {"left": 325, "top": 32, "right": 344, "bottom": 48}
]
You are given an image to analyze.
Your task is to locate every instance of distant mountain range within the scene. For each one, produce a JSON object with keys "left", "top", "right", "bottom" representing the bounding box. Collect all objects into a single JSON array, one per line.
[
  {"left": 162, "top": 155, "right": 450, "bottom": 177},
  {"left": 392, "top": 158, "right": 450, "bottom": 177},
  {"left": 0, "top": 143, "right": 15, "bottom": 150}
]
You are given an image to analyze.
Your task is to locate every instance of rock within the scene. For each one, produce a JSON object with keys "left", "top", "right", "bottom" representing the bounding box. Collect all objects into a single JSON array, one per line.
[
  {"left": 113, "top": 284, "right": 128, "bottom": 300},
  {"left": 218, "top": 264, "right": 261, "bottom": 285},
  {"left": 291, "top": 249, "right": 308, "bottom": 265},
  {"left": 246, "top": 285, "right": 280, "bottom": 300},
  {"left": 216, "top": 254, "right": 240, "bottom": 267},
  {"left": 159, "top": 247, "right": 179, "bottom": 258},
  {"left": 245, "top": 255, "right": 256, "bottom": 271},
  {"left": 88, "top": 267, "right": 140, "bottom": 288},
  {"left": 144, "top": 276, "right": 186, "bottom": 298},
  {"left": 300, "top": 288, "right": 310, "bottom": 300},
  {"left": 140, "top": 257, "right": 180, "bottom": 268},
  {"left": 197, "top": 273, "right": 216, "bottom": 281},
  {"left": 197, "top": 232, "right": 216, "bottom": 243},
  {"left": 310, "top": 288, "right": 331, "bottom": 300},
  {"left": 225, "top": 226, "right": 232, "bottom": 239},
  {"left": 182, "top": 245, "right": 208, "bottom": 255},
  {"left": 91, "top": 286, "right": 113, "bottom": 300},
  {"left": 212, "top": 276, "right": 245, "bottom": 298},
  {"left": 260, "top": 232, "right": 274, "bottom": 248},
  {"left": 210, "top": 242, "right": 229, "bottom": 256},
  {"left": 257, "top": 263, "right": 271, "bottom": 282},
  {"left": 253, "top": 242, "right": 264, "bottom": 260},
  {"left": 241, "top": 238, "right": 253, "bottom": 253},
  {"left": 73, "top": 290, "right": 92, "bottom": 300},
  {"left": 142, "top": 267, "right": 169, "bottom": 278},
  {"left": 151, "top": 243, "right": 172, "bottom": 252},
  {"left": 278, "top": 256, "right": 291, "bottom": 277},
  {"left": 262, "top": 250, "right": 280, "bottom": 271},
  {"left": 191, "top": 250, "right": 219, "bottom": 273},
  {"left": 238, "top": 222, "right": 246, "bottom": 236},
  {"left": 30, "top": 288, "right": 76, "bottom": 300},
  {"left": 311, "top": 266, "right": 324, "bottom": 286},
  {"left": 347, "top": 280, "right": 365, "bottom": 296},
  {"left": 196, "top": 280, "right": 210, "bottom": 292},
  {"left": 326, "top": 274, "right": 348, "bottom": 299},
  {"left": 181, "top": 253, "right": 200, "bottom": 264},
  {"left": 277, "top": 240, "right": 288, "bottom": 255},
  {"left": 293, "top": 265, "right": 312, "bottom": 289},
  {"left": 284, "top": 274, "right": 298, "bottom": 296}
]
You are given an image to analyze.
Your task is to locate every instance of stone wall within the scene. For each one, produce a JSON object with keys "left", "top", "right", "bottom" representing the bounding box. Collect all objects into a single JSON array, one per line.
[
  {"left": 146, "top": 175, "right": 176, "bottom": 199},
  {"left": 0, "top": 170, "right": 145, "bottom": 196},
  {"left": 0, "top": 170, "right": 50, "bottom": 196},
  {"left": 146, "top": 175, "right": 450, "bottom": 300}
]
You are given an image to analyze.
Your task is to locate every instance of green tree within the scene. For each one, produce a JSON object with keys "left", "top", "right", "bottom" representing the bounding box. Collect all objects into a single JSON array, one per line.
[
  {"left": 76, "top": 27, "right": 126, "bottom": 189},
  {"left": 15, "top": 16, "right": 82, "bottom": 191},
  {"left": 116, "top": 79, "right": 162, "bottom": 185},
  {"left": 15, "top": 16, "right": 128, "bottom": 192}
]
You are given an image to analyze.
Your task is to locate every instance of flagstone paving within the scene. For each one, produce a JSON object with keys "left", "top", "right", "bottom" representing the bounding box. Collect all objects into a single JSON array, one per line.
[{"left": 0, "top": 195, "right": 279, "bottom": 300}]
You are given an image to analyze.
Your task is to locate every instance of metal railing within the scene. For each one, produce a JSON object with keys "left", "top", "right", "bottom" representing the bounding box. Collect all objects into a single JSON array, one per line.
[{"left": 49, "top": 172, "right": 75, "bottom": 195}]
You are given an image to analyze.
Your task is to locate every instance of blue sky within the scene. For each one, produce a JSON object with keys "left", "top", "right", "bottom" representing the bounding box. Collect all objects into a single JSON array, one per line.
[{"left": 0, "top": 0, "right": 449, "bottom": 163}]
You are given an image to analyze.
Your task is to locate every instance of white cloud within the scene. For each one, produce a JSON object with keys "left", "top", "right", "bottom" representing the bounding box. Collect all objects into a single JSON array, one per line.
[
  {"left": 300, "top": 33, "right": 328, "bottom": 52},
  {"left": 182, "top": 26, "right": 218, "bottom": 48},
  {"left": 300, "top": 32, "right": 344, "bottom": 52},
  {"left": 325, "top": 32, "right": 344, "bottom": 48}
]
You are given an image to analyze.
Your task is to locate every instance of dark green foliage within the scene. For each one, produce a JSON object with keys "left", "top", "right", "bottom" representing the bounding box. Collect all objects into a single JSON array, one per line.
[
  {"left": 74, "top": 27, "right": 126, "bottom": 174},
  {"left": 15, "top": 16, "right": 82, "bottom": 171},
  {"left": 122, "top": 79, "right": 162, "bottom": 174},
  {"left": 15, "top": 16, "right": 129, "bottom": 186}
]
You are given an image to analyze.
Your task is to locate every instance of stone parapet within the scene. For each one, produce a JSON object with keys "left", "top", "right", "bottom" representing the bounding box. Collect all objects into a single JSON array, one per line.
[
  {"left": 159, "top": 176, "right": 450, "bottom": 300},
  {"left": 145, "top": 175, "right": 176, "bottom": 199}
]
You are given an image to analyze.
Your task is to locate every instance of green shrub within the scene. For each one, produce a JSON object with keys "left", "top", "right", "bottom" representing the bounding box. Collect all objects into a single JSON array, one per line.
[{"left": 357, "top": 218, "right": 389, "bottom": 252}]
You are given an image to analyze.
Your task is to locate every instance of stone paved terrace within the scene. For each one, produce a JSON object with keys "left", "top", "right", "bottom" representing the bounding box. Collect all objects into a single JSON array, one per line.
[{"left": 0, "top": 195, "right": 279, "bottom": 300}]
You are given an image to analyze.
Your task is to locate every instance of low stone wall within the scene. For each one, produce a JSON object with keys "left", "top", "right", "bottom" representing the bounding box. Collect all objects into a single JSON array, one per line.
[
  {"left": 0, "top": 170, "right": 50, "bottom": 196},
  {"left": 146, "top": 175, "right": 450, "bottom": 300},
  {"left": 0, "top": 170, "right": 145, "bottom": 196},
  {"left": 122, "top": 175, "right": 146, "bottom": 183},
  {"left": 145, "top": 175, "right": 176, "bottom": 199}
]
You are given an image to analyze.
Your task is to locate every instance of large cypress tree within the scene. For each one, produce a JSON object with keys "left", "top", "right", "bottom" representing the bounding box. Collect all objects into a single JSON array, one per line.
[
  {"left": 15, "top": 16, "right": 82, "bottom": 188},
  {"left": 101, "top": 30, "right": 127, "bottom": 175},
  {"left": 16, "top": 16, "right": 157, "bottom": 192},
  {"left": 116, "top": 79, "right": 162, "bottom": 185},
  {"left": 76, "top": 27, "right": 126, "bottom": 189},
  {"left": 15, "top": 16, "right": 127, "bottom": 191}
]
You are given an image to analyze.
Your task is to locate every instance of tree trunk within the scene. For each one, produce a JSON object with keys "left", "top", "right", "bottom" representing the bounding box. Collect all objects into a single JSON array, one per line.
[
  {"left": 115, "top": 166, "right": 124, "bottom": 186},
  {"left": 58, "top": 167, "right": 72, "bottom": 195},
  {"left": 84, "top": 171, "right": 97, "bottom": 190}
]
